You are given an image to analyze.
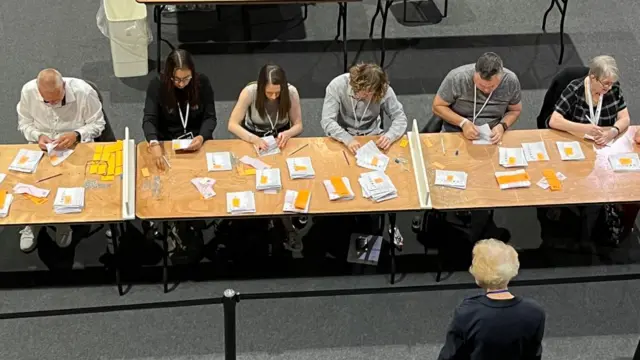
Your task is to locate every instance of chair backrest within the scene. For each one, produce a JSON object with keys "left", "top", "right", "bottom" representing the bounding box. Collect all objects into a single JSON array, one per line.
[
  {"left": 536, "top": 66, "right": 589, "bottom": 129},
  {"left": 84, "top": 80, "right": 116, "bottom": 142},
  {"left": 422, "top": 115, "right": 444, "bottom": 133}
]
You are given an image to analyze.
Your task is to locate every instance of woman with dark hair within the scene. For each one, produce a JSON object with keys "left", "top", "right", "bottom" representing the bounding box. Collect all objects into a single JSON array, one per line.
[
  {"left": 228, "top": 63, "right": 302, "bottom": 150},
  {"left": 143, "top": 49, "right": 217, "bottom": 170}
]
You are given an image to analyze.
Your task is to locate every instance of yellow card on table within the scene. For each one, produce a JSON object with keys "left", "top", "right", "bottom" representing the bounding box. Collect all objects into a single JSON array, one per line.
[
  {"left": 141, "top": 168, "right": 150, "bottom": 177},
  {"left": 619, "top": 157, "right": 633, "bottom": 165},
  {"left": 92, "top": 150, "right": 102, "bottom": 161},
  {"left": 95, "top": 145, "right": 104, "bottom": 153},
  {"left": 232, "top": 197, "right": 240, "bottom": 208},
  {"left": 173, "top": 143, "right": 181, "bottom": 150},
  {"left": 432, "top": 162, "right": 445, "bottom": 170},
  {"left": 294, "top": 190, "right": 310, "bottom": 210},
  {"left": 542, "top": 169, "right": 562, "bottom": 191},
  {"left": 537, "top": 152, "right": 545, "bottom": 161},
  {"left": 399, "top": 138, "right": 409, "bottom": 148},
  {"left": 294, "top": 165, "right": 307, "bottom": 171},
  {"left": 98, "top": 164, "right": 107, "bottom": 174},
  {"left": 564, "top": 147, "right": 574, "bottom": 156},
  {"left": 101, "top": 175, "right": 115, "bottom": 181},
  {"left": 115, "top": 166, "right": 123, "bottom": 176},
  {"left": 63, "top": 195, "right": 72, "bottom": 205},
  {"left": 103, "top": 144, "right": 118, "bottom": 154},
  {"left": 107, "top": 153, "right": 116, "bottom": 176},
  {"left": 23, "top": 194, "right": 47, "bottom": 204},
  {"left": 496, "top": 172, "right": 530, "bottom": 185},
  {"left": 18, "top": 156, "right": 29, "bottom": 165},
  {"left": 508, "top": 156, "right": 516, "bottom": 165},
  {"left": 100, "top": 150, "right": 111, "bottom": 162},
  {"left": 0, "top": 190, "right": 6, "bottom": 207},
  {"left": 116, "top": 140, "right": 123, "bottom": 151},
  {"left": 243, "top": 168, "right": 256, "bottom": 176},
  {"left": 89, "top": 164, "right": 98, "bottom": 174},
  {"left": 116, "top": 150, "right": 122, "bottom": 167},
  {"left": 260, "top": 175, "right": 268, "bottom": 184},
  {"left": 330, "top": 176, "right": 350, "bottom": 196}
]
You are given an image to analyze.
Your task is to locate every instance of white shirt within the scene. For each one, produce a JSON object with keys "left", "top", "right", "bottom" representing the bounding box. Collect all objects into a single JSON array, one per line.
[{"left": 17, "top": 77, "right": 106, "bottom": 143}]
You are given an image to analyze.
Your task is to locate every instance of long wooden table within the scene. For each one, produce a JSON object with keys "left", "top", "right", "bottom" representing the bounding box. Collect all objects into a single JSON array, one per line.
[{"left": 421, "top": 128, "right": 640, "bottom": 210}]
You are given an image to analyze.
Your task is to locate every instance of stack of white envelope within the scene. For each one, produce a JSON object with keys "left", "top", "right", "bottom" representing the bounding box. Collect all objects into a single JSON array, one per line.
[
  {"left": 282, "top": 189, "right": 312, "bottom": 213},
  {"left": 226, "top": 191, "right": 256, "bottom": 214},
  {"left": 9, "top": 149, "right": 44, "bottom": 173},
  {"left": 255, "top": 136, "right": 280, "bottom": 157},
  {"left": 323, "top": 176, "right": 355, "bottom": 201},
  {"left": 207, "top": 152, "right": 232, "bottom": 171},
  {"left": 286, "top": 157, "right": 315, "bottom": 179},
  {"left": 45, "top": 142, "right": 74, "bottom": 166},
  {"left": 0, "top": 193, "right": 14, "bottom": 218},
  {"left": 498, "top": 147, "right": 528, "bottom": 168},
  {"left": 256, "top": 168, "right": 282, "bottom": 191},
  {"left": 355, "top": 141, "right": 389, "bottom": 172},
  {"left": 608, "top": 153, "right": 640, "bottom": 172},
  {"left": 358, "top": 171, "right": 398, "bottom": 202},
  {"left": 53, "top": 187, "right": 85, "bottom": 214},
  {"left": 434, "top": 170, "right": 468, "bottom": 190},
  {"left": 191, "top": 177, "right": 216, "bottom": 199}
]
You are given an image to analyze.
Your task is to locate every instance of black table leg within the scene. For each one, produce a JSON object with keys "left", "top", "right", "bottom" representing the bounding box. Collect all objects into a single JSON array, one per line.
[
  {"left": 369, "top": 0, "right": 383, "bottom": 38},
  {"left": 379, "top": 0, "right": 393, "bottom": 68},
  {"left": 109, "top": 223, "right": 124, "bottom": 296},
  {"left": 155, "top": 5, "right": 164, "bottom": 74},
  {"left": 161, "top": 221, "right": 169, "bottom": 293},
  {"left": 241, "top": 6, "right": 252, "bottom": 41},
  {"left": 541, "top": 0, "right": 569, "bottom": 64},
  {"left": 388, "top": 212, "right": 397, "bottom": 284},
  {"left": 341, "top": 3, "right": 348, "bottom": 72}
]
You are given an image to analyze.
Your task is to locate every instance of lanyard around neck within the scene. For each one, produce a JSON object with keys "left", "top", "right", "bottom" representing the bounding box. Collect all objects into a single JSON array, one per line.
[
  {"left": 178, "top": 102, "right": 189, "bottom": 134},
  {"left": 351, "top": 94, "right": 372, "bottom": 132},
  {"left": 473, "top": 86, "right": 493, "bottom": 124},
  {"left": 265, "top": 110, "right": 279, "bottom": 132},
  {"left": 585, "top": 77, "right": 603, "bottom": 125}
]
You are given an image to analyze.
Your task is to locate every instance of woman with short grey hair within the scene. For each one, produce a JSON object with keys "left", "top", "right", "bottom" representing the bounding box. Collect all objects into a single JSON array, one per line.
[{"left": 437, "top": 239, "right": 546, "bottom": 360}]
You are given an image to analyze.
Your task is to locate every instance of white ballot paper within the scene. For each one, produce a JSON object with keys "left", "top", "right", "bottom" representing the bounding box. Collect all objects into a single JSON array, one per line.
[
  {"left": 472, "top": 124, "right": 493, "bottom": 145},
  {"left": 355, "top": 141, "right": 389, "bottom": 172},
  {"left": 323, "top": 176, "right": 355, "bottom": 201},
  {"left": 522, "top": 141, "right": 550, "bottom": 162},
  {"left": 256, "top": 168, "right": 282, "bottom": 192},
  {"left": 45, "top": 142, "right": 74, "bottom": 166},
  {"left": 282, "top": 190, "right": 312, "bottom": 213},
  {"left": 9, "top": 149, "right": 44, "bottom": 173},
  {"left": 255, "top": 136, "right": 280, "bottom": 157},
  {"left": 286, "top": 157, "right": 315, "bottom": 179},
  {"left": 556, "top": 141, "right": 586, "bottom": 161},
  {"left": 227, "top": 191, "right": 256, "bottom": 214},
  {"left": 53, "top": 187, "right": 85, "bottom": 214},
  {"left": 608, "top": 153, "right": 640, "bottom": 172},
  {"left": 0, "top": 194, "right": 14, "bottom": 218},
  {"left": 537, "top": 172, "right": 567, "bottom": 190},
  {"left": 239, "top": 155, "right": 271, "bottom": 170},
  {"left": 191, "top": 177, "right": 216, "bottom": 199},
  {"left": 499, "top": 147, "right": 528, "bottom": 168},
  {"left": 13, "top": 183, "right": 50, "bottom": 198},
  {"left": 207, "top": 152, "right": 232, "bottom": 171},
  {"left": 434, "top": 170, "right": 468, "bottom": 190},
  {"left": 172, "top": 139, "right": 192, "bottom": 151},
  {"left": 495, "top": 169, "right": 531, "bottom": 190},
  {"left": 358, "top": 171, "right": 398, "bottom": 202}
]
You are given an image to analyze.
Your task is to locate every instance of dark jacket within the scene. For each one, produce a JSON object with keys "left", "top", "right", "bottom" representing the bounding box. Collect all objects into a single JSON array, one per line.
[
  {"left": 142, "top": 73, "right": 217, "bottom": 141},
  {"left": 537, "top": 66, "right": 589, "bottom": 129}
]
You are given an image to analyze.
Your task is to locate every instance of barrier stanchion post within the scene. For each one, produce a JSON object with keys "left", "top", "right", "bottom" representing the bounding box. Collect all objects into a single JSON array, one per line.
[{"left": 223, "top": 289, "right": 240, "bottom": 360}]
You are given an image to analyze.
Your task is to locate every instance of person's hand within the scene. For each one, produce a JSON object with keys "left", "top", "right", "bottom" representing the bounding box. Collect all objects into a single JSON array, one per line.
[
  {"left": 55, "top": 132, "right": 77, "bottom": 150},
  {"left": 461, "top": 121, "right": 479, "bottom": 140},
  {"left": 185, "top": 135, "right": 204, "bottom": 151},
  {"left": 252, "top": 136, "right": 268, "bottom": 151},
  {"left": 594, "top": 128, "right": 617, "bottom": 146},
  {"left": 276, "top": 131, "right": 292, "bottom": 149},
  {"left": 634, "top": 130, "right": 640, "bottom": 144},
  {"left": 585, "top": 124, "right": 604, "bottom": 138},
  {"left": 37, "top": 134, "right": 53, "bottom": 151},
  {"left": 490, "top": 125, "right": 505, "bottom": 144},
  {"left": 149, "top": 143, "right": 165, "bottom": 171},
  {"left": 347, "top": 140, "right": 361, "bottom": 154},
  {"left": 376, "top": 135, "right": 392, "bottom": 151}
]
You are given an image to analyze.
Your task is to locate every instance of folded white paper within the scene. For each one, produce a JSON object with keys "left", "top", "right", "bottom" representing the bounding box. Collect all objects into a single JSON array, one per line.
[
  {"left": 434, "top": 170, "right": 468, "bottom": 190},
  {"left": 191, "top": 177, "right": 216, "bottom": 199},
  {"left": 282, "top": 190, "right": 311, "bottom": 213},
  {"left": 45, "top": 142, "right": 74, "bottom": 166},
  {"left": 286, "top": 157, "right": 315, "bottom": 179},
  {"left": 255, "top": 136, "right": 280, "bottom": 157},
  {"left": 256, "top": 168, "right": 282, "bottom": 191},
  {"left": 13, "top": 183, "right": 50, "bottom": 198},
  {"left": 608, "top": 153, "right": 640, "bottom": 172},
  {"left": 226, "top": 191, "right": 256, "bottom": 214},
  {"left": 207, "top": 152, "right": 232, "bottom": 171},
  {"left": 53, "top": 187, "right": 85, "bottom": 214},
  {"left": 522, "top": 141, "right": 550, "bottom": 162},
  {"left": 239, "top": 155, "right": 271, "bottom": 170},
  {"left": 0, "top": 194, "right": 14, "bottom": 218},
  {"left": 0, "top": 173, "right": 6, "bottom": 185},
  {"left": 355, "top": 141, "right": 389, "bottom": 172},
  {"left": 499, "top": 147, "right": 528, "bottom": 167},
  {"left": 472, "top": 123, "right": 492, "bottom": 145},
  {"left": 9, "top": 149, "right": 44, "bottom": 173},
  {"left": 358, "top": 171, "right": 398, "bottom": 202},
  {"left": 323, "top": 176, "right": 355, "bottom": 201},
  {"left": 556, "top": 141, "right": 586, "bottom": 161}
]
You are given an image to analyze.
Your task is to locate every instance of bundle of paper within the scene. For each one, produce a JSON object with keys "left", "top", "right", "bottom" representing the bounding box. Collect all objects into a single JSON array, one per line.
[
  {"left": 13, "top": 183, "right": 50, "bottom": 198},
  {"left": 472, "top": 123, "right": 493, "bottom": 145},
  {"left": 282, "top": 190, "right": 311, "bottom": 213},
  {"left": 556, "top": 141, "right": 586, "bottom": 161},
  {"left": 522, "top": 141, "right": 550, "bottom": 162},
  {"left": 0, "top": 191, "right": 13, "bottom": 218},
  {"left": 355, "top": 141, "right": 389, "bottom": 172},
  {"left": 286, "top": 157, "right": 315, "bottom": 179},
  {"left": 256, "top": 168, "right": 282, "bottom": 191},
  {"left": 9, "top": 149, "right": 44, "bottom": 173},
  {"left": 434, "top": 170, "right": 468, "bottom": 189},
  {"left": 207, "top": 152, "right": 232, "bottom": 171},
  {"left": 495, "top": 169, "right": 531, "bottom": 190},
  {"left": 90, "top": 141, "right": 123, "bottom": 180},
  {"left": 45, "top": 142, "right": 74, "bottom": 166},
  {"left": 323, "top": 176, "right": 355, "bottom": 201},
  {"left": 239, "top": 155, "right": 270, "bottom": 170},
  {"left": 226, "top": 191, "right": 256, "bottom": 214},
  {"left": 358, "top": 171, "right": 398, "bottom": 202},
  {"left": 537, "top": 171, "right": 566, "bottom": 190},
  {"left": 191, "top": 177, "right": 216, "bottom": 199},
  {"left": 499, "top": 147, "right": 528, "bottom": 167},
  {"left": 255, "top": 136, "right": 280, "bottom": 157},
  {"left": 172, "top": 139, "right": 192, "bottom": 151},
  {"left": 608, "top": 153, "right": 640, "bottom": 172},
  {"left": 53, "top": 187, "right": 85, "bottom": 214}
]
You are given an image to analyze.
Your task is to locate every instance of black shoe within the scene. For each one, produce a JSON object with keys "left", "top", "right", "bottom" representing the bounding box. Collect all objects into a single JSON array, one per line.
[{"left": 411, "top": 215, "right": 422, "bottom": 233}]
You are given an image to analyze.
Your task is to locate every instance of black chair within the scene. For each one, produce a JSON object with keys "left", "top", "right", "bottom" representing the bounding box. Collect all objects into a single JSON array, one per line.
[
  {"left": 85, "top": 80, "right": 116, "bottom": 142},
  {"left": 536, "top": 66, "right": 589, "bottom": 129},
  {"left": 422, "top": 115, "right": 443, "bottom": 133}
]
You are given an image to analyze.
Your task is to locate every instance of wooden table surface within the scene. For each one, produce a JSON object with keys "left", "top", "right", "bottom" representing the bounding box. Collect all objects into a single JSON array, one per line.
[
  {"left": 136, "top": 136, "right": 420, "bottom": 220},
  {"left": 422, "top": 127, "right": 640, "bottom": 210},
  {"left": 0, "top": 143, "right": 123, "bottom": 226}
]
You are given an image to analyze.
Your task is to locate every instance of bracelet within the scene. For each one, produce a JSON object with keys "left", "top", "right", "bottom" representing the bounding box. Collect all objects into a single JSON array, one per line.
[
  {"left": 500, "top": 122, "right": 508, "bottom": 131},
  {"left": 459, "top": 118, "right": 470, "bottom": 129},
  {"left": 612, "top": 125, "right": 620, "bottom": 134}
]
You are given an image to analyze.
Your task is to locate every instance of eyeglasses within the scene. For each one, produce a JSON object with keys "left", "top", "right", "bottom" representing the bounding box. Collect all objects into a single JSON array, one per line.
[
  {"left": 172, "top": 76, "right": 192, "bottom": 84},
  {"left": 596, "top": 78, "right": 614, "bottom": 90}
]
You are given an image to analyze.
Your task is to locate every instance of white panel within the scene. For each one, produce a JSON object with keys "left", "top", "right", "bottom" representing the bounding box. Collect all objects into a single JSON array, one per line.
[
  {"left": 121, "top": 127, "right": 136, "bottom": 220},
  {"left": 408, "top": 119, "right": 431, "bottom": 209}
]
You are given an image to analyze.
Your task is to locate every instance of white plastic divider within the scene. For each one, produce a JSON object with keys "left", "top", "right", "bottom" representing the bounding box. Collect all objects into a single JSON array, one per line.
[
  {"left": 407, "top": 119, "right": 431, "bottom": 209},
  {"left": 121, "top": 127, "right": 136, "bottom": 220}
]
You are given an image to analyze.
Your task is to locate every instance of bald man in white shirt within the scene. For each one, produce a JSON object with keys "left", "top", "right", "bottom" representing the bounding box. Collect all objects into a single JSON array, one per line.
[{"left": 17, "top": 69, "right": 105, "bottom": 252}]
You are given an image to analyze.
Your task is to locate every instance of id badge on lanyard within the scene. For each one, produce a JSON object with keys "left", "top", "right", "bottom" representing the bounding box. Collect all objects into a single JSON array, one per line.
[{"left": 177, "top": 102, "right": 193, "bottom": 140}]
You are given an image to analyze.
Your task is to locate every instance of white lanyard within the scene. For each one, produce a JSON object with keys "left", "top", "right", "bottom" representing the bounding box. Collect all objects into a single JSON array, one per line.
[
  {"left": 351, "top": 95, "right": 371, "bottom": 133},
  {"left": 265, "top": 111, "right": 279, "bottom": 132},
  {"left": 585, "top": 77, "right": 603, "bottom": 125},
  {"left": 473, "top": 86, "right": 493, "bottom": 124},
  {"left": 178, "top": 102, "right": 190, "bottom": 134}
]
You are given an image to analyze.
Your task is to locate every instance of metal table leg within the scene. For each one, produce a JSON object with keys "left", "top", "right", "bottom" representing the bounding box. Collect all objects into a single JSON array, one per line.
[
  {"left": 161, "top": 221, "right": 169, "bottom": 293},
  {"left": 388, "top": 212, "right": 397, "bottom": 284},
  {"left": 109, "top": 223, "right": 124, "bottom": 296},
  {"left": 155, "top": 5, "right": 164, "bottom": 74},
  {"left": 379, "top": 0, "right": 393, "bottom": 68},
  {"left": 541, "top": 0, "right": 569, "bottom": 64},
  {"left": 341, "top": 3, "right": 348, "bottom": 72},
  {"left": 369, "top": 0, "right": 383, "bottom": 38}
]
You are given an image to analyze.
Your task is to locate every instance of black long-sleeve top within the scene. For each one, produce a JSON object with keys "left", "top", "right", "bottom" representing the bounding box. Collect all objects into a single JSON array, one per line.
[
  {"left": 438, "top": 295, "right": 546, "bottom": 360},
  {"left": 142, "top": 73, "right": 217, "bottom": 141}
]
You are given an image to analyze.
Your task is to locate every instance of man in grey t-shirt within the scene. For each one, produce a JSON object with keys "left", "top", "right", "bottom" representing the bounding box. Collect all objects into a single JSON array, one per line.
[{"left": 434, "top": 52, "right": 522, "bottom": 144}]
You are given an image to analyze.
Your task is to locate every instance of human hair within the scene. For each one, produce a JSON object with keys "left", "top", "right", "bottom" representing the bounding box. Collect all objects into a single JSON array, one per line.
[
  {"left": 255, "top": 64, "right": 291, "bottom": 120},
  {"left": 36, "top": 69, "right": 64, "bottom": 90},
  {"left": 161, "top": 49, "right": 200, "bottom": 110},
  {"left": 475, "top": 52, "right": 504, "bottom": 81},
  {"left": 349, "top": 63, "right": 389, "bottom": 103},
  {"left": 469, "top": 239, "right": 519, "bottom": 289},
  {"left": 589, "top": 55, "right": 619, "bottom": 82}
]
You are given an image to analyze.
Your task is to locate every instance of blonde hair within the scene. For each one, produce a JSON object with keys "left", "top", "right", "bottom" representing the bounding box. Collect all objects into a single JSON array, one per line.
[
  {"left": 469, "top": 239, "right": 519, "bottom": 289},
  {"left": 348, "top": 63, "right": 389, "bottom": 103},
  {"left": 589, "top": 55, "right": 619, "bottom": 82}
]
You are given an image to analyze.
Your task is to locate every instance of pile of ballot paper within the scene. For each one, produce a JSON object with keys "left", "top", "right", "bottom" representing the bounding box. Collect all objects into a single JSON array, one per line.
[
  {"left": 90, "top": 141, "right": 123, "bottom": 181},
  {"left": 556, "top": 141, "right": 586, "bottom": 161},
  {"left": 0, "top": 191, "right": 14, "bottom": 218},
  {"left": 255, "top": 136, "right": 280, "bottom": 157},
  {"left": 286, "top": 157, "right": 315, "bottom": 179},
  {"left": 355, "top": 141, "right": 389, "bottom": 172},
  {"left": 172, "top": 139, "right": 193, "bottom": 151},
  {"left": 256, "top": 168, "right": 282, "bottom": 192},
  {"left": 282, "top": 190, "right": 311, "bottom": 213},
  {"left": 53, "top": 187, "right": 85, "bottom": 214},
  {"left": 207, "top": 152, "right": 232, "bottom": 171},
  {"left": 434, "top": 170, "right": 468, "bottom": 189},
  {"left": 495, "top": 169, "right": 531, "bottom": 190},
  {"left": 190, "top": 177, "right": 216, "bottom": 199},
  {"left": 323, "top": 176, "right": 355, "bottom": 201},
  {"left": 522, "top": 141, "right": 550, "bottom": 162},
  {"left": 358, "top": 171, "right": 398, "bottom": 202},
  {"left": 499, "top": 147, "right": 528, "bottom": 167},
  {"left": 9, "top": 149, "right": 44, "bottom": 173},
  {"left": 45, "top": 142, "right": 74, "bottom": 166},
  {"left": 608, "top": 153, "right": 640, "bottom": 172},
  {"left": 227, "top": 191, "right": 256, "bottom": 214}
]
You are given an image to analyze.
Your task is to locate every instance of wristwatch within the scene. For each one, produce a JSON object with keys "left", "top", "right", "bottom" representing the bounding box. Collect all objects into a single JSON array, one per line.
[
  {"left": 500, "top": 122, "right": 509, "bottom": 131},
  {"left": 74, "top": 131, "right": 81, "bottom": 144}
]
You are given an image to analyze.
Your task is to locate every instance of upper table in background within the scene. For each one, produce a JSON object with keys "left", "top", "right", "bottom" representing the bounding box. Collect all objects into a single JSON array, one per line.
[
  {"left": 136, "top": 136, "right": 421, "bottom": 220},
  {"left": 422, "top": 127, "right": 640, "bottom": 210}
]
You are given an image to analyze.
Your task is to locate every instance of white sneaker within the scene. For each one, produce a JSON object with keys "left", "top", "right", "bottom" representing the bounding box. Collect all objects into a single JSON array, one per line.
[
  {"left": 55, "top": 225, "right": 73, "bottom": 248},
  {"left": 19, "top": 226, "right": 38, "bottom": 252}
]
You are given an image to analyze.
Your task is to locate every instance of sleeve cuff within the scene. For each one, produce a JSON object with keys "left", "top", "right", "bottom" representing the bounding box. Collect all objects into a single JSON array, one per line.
[{"left": 149, "top": 139, "right": 159, "bottom": 144}]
